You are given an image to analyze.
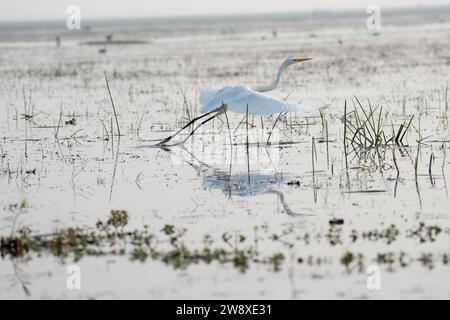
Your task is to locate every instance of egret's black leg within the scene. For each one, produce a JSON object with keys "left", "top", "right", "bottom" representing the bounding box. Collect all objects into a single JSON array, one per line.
[
  {"left": 168, "top": 107, "right": 226, "bottom": 146},
  {"left": 156, "top": 106, "right": 223, "bottom": 146}
]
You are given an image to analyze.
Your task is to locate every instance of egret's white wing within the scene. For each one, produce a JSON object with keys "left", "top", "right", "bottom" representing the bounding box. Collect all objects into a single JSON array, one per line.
[
  {"left": 200, "top": 85, "right": 313, "bottom": 115},
  {"left": 199, "top": 87, "right": 225, "bottom": 108},
  {"left": 199, "top": 86, "right": 233, "bottom": 113}
]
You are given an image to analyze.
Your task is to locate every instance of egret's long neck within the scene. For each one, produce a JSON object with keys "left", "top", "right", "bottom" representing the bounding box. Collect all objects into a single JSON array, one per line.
[{"left": 252, "top": 62, "right": 288, "bottom": 93}]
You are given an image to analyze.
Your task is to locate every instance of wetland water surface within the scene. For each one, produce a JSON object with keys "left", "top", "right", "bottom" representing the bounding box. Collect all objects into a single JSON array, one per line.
[{"left": 0, "top": 10, "right": 449, "bottom": 299}]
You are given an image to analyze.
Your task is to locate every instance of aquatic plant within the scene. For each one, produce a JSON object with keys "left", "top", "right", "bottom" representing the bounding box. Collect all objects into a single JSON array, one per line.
[
  {"left": 0, "top": 211, "right": 447, "bottom": 273},
  {"left": 342, "top": 97, "right": 414, "bottom": 149}
]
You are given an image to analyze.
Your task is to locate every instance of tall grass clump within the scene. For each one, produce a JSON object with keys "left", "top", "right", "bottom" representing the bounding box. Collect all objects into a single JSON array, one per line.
[{"left": 342, "top": 97, "right": 413, "bottom": 149}]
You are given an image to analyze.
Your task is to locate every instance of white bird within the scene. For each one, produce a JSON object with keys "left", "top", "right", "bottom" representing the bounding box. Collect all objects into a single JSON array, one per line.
[
  {"left": 157, "top": 57, "right": 312, "bottom": 146},
  {"left": 200, "top": 57, "right": 312, "bottom": 115}
]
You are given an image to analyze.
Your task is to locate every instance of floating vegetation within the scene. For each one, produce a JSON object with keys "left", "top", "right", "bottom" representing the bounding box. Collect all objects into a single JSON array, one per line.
[
  {"left": 0, "top": 211, "right": 280, "bottom": 272},
  {"left": 340, "top": 251, "right": 364, "bottom": 273},
  {"left": 407, "top": 223, "right": 442, "bottom": 243},
  {"left": 361, "top": 224, "right": 399, "bottom": 244},
  {"left": 1, "top": 211, "right": 448, "bottom": 273},
  {"left": 326, "top": 223, "right": 343, "bottom": 246}
]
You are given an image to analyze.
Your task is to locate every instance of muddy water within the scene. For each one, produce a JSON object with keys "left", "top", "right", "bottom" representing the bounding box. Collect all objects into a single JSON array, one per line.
[{"left": 0, "top": 10, "right": 449, "bottom": 298}]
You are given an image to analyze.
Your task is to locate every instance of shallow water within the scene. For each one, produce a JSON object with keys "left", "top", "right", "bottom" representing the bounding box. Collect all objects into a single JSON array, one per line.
[{"left": 0, "top": 10, "right": 449, "bottom": 299}]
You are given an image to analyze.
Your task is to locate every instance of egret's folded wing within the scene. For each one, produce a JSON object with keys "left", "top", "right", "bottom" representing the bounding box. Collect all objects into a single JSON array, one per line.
[
  {"left": 200, "top": 86, "right": 232, "bottom": 113},
  {"left": 200, "top": 85, "right": 315, "bottom": 115},
  {"left": 225, "top": 86, "right": 314, "bottom": 115}
]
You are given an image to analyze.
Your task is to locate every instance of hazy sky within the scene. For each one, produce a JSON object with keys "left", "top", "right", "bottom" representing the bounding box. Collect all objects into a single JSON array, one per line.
[{"left": 0, "top": 0, "right": 448, "bottom": 21}]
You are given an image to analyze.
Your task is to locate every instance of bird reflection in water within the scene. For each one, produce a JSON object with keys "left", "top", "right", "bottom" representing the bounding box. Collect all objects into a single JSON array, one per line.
[{"left": 170, "top": 146, "right": 309, "bottom": 216}]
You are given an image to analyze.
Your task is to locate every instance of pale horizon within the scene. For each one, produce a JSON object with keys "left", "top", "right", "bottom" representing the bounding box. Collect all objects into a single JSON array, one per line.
[{"left": 1, "top": 0, "right": 449, "bottom": 22}]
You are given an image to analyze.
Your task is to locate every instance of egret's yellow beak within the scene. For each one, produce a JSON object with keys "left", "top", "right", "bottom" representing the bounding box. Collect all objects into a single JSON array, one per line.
[{"left": 294, "top": 57, "right": 312, "bottom": 62}]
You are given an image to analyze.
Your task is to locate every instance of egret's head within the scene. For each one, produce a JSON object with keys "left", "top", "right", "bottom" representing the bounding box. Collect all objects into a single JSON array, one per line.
[{"left": 285, "top": 56, "right": 312, "bottom": 66}]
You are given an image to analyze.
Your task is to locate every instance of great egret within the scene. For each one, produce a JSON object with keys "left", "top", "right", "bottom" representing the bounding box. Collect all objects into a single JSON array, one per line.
[{"left": 157, "top": 57, "right": 312, "bottom": 146}]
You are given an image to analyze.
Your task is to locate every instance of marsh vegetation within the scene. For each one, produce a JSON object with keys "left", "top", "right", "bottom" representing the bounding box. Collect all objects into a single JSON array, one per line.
[{"left": 0, "top": 9, "right": 449, "bottom": 298}]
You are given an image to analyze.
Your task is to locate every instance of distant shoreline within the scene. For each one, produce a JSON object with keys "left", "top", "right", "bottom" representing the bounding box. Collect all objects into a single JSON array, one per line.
[{"left": 1, "top": 5, "right": 449, "bottom": 29}]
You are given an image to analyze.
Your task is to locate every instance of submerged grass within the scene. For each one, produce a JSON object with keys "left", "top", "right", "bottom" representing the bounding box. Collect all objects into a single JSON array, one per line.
[{"left": 104, "top": 71, "right": 121, "bottom": 137}]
